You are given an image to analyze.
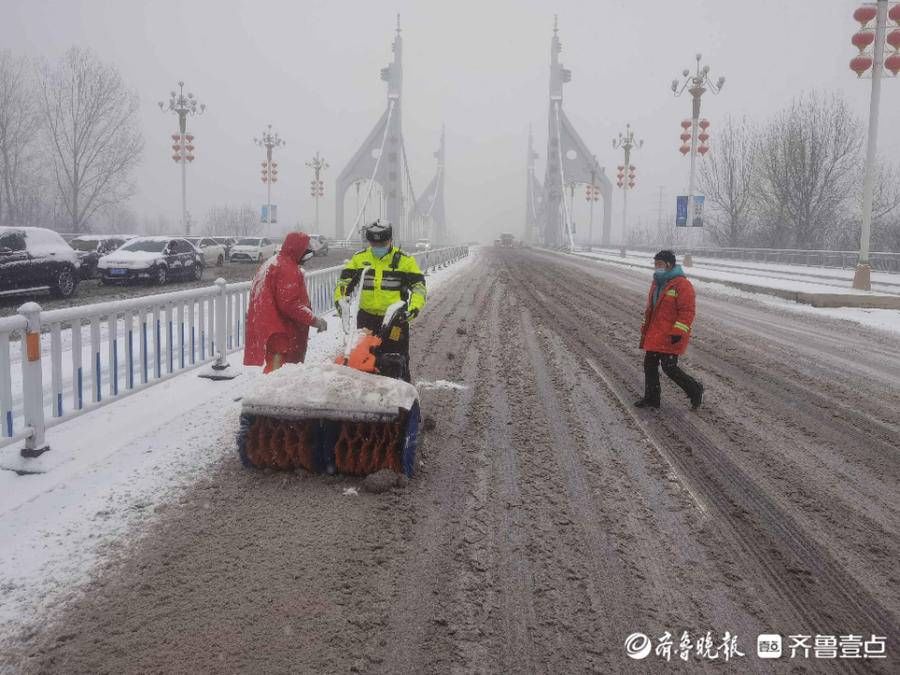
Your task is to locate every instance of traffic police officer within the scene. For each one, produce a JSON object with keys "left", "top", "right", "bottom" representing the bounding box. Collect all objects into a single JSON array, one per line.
[{"left": 333, "top": 221, "right": 426, "bottom": 381}]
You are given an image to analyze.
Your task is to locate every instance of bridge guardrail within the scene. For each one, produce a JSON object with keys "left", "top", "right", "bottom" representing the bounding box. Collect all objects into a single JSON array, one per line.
[
  {"left": 585, "top": 245, "right": 900, "bottom": 274},
  {"left": 0, "top": 245, "right": 468, "bottom": 456}
]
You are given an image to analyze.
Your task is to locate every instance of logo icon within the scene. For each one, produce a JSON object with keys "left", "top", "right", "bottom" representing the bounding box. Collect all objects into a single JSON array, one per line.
[
  {"left": 625, "top": 632, "right": 652, "bottom": 660},
  {"left": 757, "top": 634, "right": 782, "bottom": 659}
]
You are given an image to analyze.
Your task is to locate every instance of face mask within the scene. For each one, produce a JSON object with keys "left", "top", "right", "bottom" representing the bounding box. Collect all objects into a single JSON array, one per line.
[{"left": 370, "top": 245, "right": 389, "bottom": 258}]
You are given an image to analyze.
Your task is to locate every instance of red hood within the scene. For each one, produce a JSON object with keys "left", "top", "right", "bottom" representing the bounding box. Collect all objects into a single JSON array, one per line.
[{"left": 280, "top": 232, "right": 310, "bottom": 263}]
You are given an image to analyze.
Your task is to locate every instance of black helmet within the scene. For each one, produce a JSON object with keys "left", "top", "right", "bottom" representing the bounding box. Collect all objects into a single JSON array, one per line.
[
  {"left": 653, "top": 249, "right": 676, "bottom": 266},
  {"left": 364, "top": 220, "right": 393, "bottom": 243}
]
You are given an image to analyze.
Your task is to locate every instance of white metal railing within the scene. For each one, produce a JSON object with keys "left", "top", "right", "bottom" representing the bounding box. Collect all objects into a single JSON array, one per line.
[{"left": 0, "top": 246, "right": 468, "bottom": 456}]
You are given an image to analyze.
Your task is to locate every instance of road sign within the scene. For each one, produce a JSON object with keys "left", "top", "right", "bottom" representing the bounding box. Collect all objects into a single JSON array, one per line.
[
  {"left": 675, "top": 195, "right": 705, "bottom": 227},
  {"left": 261, "top": 204, "right": 278, "bottom": 223}
]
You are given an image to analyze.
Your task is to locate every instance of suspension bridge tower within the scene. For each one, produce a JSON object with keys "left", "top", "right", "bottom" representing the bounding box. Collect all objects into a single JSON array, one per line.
[{"left": 540, "top": 17, "right": 612, "bottom": 248}]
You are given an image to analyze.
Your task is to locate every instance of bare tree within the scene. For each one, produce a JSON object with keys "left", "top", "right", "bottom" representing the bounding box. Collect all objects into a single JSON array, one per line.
[
  {"left": 203, "top": 204, "right": 261, "bottom": 236},
  {"left": 0, "top": 51, "right": 43, "bottom": 226},
  {"left": 755, "top": 92, "right": 861, "bottom": 249},
  {"left": 698, "top": 115, "right": 756, "bottom": 246},
  {"left": 37, "top": 47, "right": 143, "bottom": 233}
]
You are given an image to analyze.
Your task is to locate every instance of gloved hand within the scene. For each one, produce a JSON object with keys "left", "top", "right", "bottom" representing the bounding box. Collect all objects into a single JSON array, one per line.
[
  {"left": 670, "top": 334, "right": 682, "bottom": 344},
  {"left": 314, "top": 317, "right": 328, "bottom": 332},
  {"left": 334, "top": 301, "right": 342, "bottom": 317},
  {"left": 401, "top": 308, "right": 419, "bottom": 323}
]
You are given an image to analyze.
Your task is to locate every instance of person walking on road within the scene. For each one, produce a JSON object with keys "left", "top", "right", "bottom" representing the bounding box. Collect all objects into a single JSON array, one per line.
[
  {"left": 243, "top": 231, "right": 328, "bottom": 373},
  {"left": 333, "top": 220, "right": 427, "bottom": 382},
  {"left": 635, "top": 249, "right": 704, "bottom": 409}
]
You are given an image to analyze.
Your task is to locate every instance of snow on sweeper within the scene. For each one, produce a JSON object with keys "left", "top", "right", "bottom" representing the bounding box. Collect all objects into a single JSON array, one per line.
[{"left": 236, "top": 268, "right": 421, "bottom": 477}]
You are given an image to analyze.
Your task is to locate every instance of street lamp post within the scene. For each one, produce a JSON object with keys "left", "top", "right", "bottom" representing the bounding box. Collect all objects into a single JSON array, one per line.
[
  {"left": 612, "top": 123, "right": 643, "bottom": 247},
  {"left": 584, "top": 157, "right": 600, "bottom": 252},
  {"left": 255, "top": 125, "right": 284, "bottom": 230},
  {"left": 159, "top": 82, "right": 205, "bottom": 235},
  {"left": 306, "top": 152, "right": 329, "bottom": 232},
  {"left": 849, "top": 0, "right": 900, "bottom": 290},
  {"left": 672, "top": 54, "right": 724, "bottom": 261}
]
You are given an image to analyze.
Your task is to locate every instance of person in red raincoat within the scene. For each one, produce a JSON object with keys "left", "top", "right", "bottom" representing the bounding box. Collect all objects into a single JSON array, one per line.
[
  {"left": 243, "top": 231, "right": 327, "bottom": 373},
  {"left": 635, "top": 250, "right": 704, "bottom": 409}
]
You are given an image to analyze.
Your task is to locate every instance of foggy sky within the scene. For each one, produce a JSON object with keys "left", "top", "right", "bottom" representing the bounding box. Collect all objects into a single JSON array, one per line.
[{"left": 2, "top": 0, "right": 898, "bottom": 243}]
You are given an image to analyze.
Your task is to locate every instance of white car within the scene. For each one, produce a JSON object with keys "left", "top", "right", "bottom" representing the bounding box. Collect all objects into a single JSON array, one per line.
[
  {"left": 414, "top": 238, "right": 432, "bottom": 251},
  {"left": 97, "top": 236, "right": 204, "bottom": 285},
  {"left": 229, "top": 237, "right": 276, "bottom": 263},
  {"left": 186, "top": 237, "right": 227, "bottom": 266}
]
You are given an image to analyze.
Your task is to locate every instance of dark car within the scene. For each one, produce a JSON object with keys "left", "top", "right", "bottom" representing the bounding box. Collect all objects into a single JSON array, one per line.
[
  {"left": 97, "top": 236, "right": 204, "bottom": 285},
  {"left": 0, "top": 226, "right": 81, "bottom": 299},
  {"left": 69, "top": 235, "right": 132, "bottom": 279}
]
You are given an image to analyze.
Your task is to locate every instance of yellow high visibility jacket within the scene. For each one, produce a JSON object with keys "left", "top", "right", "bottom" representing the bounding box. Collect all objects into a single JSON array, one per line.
[{"left": 333, "top": 246, "right": 427, "bottom": 318}]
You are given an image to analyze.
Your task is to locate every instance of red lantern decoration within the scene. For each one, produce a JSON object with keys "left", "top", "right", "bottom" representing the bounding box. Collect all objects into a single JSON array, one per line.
[
  {"left": 186, "top": 155, "right": 195, "bottom": 162},
  {"left": 852, "top": 30, "right": 876, "bottom": 52},
  {"left": 891, "top": 3, "right": 900, "bottom": 25},
  {"left": 185, "top": 134, "right": 194, "bottom": 142},
  {"left": 616, "top": 181, "right": 623, "bottom": 188},
  {"left": 851, "top": 55, "right": 874, "bottom": 76},
  {"left": 172, "top": 154, "right": 180, "bottom": 162},
  {"left": 854, "top": 5, "right": 878, "bottom": 27},
  {"left": 886, "top": 53, "right": 900, "bottom": 76},
  {"left": 628, "top": 181, "right": 635, "bottom": 188},
  {"left": 887, "top": 29, "right": 900, "bottom": 51},
  {"left": 186, "top": 144, "right": 195, "bottom": 152},
  {"left": 680, "top": 119, "right": 691, "bottom": 130},
  {"left": 698, "top": 132, "right": 710, "bottom": 142},
  {"left": 171, "top": 133, "right": 181, "bottom": 141},
  {"left": 617, "top": 165, "right": 624, "bottom": 171},
  {"left": 171, "top": 144, "right": 181, "bottom": 152},
  {"left": 698, "top": 145, "right": 709, "bottom": 156},
  {"left": 699, "top": 118, "right": 710, "bottom": 130},
  {"left": 261, "top": 177, "right": 268, "bottom": 183},
  {"left": 679, "top": 144, "right": 690, "bottom": 155},
  {"left": 680, "top": 132, "right": 691, "bottom": 142}
]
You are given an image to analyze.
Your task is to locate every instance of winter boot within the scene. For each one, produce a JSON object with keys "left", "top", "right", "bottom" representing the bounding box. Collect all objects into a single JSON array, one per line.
[
  {"left": 690, "top": 382, "right": 704, "bottom": 410},
  {"left": 634, "top": 386, "right": 661, "bottom": 409}
]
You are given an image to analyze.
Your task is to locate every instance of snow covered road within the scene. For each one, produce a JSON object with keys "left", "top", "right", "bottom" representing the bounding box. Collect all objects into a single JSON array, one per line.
[{"left": 1, "top": 247, "right": 897, "bottom": 673}]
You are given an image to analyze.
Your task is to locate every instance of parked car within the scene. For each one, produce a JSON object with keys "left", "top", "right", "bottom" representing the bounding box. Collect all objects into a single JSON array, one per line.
[
  {"left": 186, "top": 237, "right": 227, "bottom": 266},
  {"left": 210, "top": 236, "right": 237, "bottom": 260},
  {"left": 69, "top": 235, "right": 132, "bottom": 279},
  {"left": 97, "top": 236, "right": 204, "bottom": 285},
  {"left": 414, "top": 238, "right": 432, "bottom": 251},
  {"left": 309, "top": 234, "right": 329, "bottom": 256},
  {"left": 228, "top": 237, "right": 276, "bottom": 263},
  {"left": 0, "top": 227, "right": 81, "bottom": 300}
]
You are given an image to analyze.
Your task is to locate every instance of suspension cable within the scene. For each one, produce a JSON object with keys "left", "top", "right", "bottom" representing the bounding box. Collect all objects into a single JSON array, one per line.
[
  {"left": 343, "top": 100, "right": 396, "bottom": 244},
  {"left": 554, "top": 101, "right": 576, "bottom": 250}
]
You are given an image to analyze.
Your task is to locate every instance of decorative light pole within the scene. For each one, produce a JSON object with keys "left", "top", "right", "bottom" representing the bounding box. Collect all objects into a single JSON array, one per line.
[
  {"left": 849, "top": 0, "right": 900, "bottom": 290},
  {"left": 584, "top": 156, "right": 600, "bottom": 251},
  {"left": 672, "top": 54, "right": 724, "bottom": 256},
  {"left": 612, "top": 124, "right": 643, "bottom": 246},
  {"left": 255, "top": 124, "right": 284, "bottom": 228},
  {"left": 159, "top": 82, "right": 205, "bottom": 234},
  {"left": 306, "top": 152, "right": 328, "bottom": 232}
]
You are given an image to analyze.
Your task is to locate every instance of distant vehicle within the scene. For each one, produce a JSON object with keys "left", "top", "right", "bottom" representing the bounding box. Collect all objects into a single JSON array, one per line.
[
  {"left": 97, "top": 236, "right": 204, "bottom": 285},
  {"left": 0, "top": 226, "right": 81, "bottom": 299},
  {"left": 414, "top": 238, "right": 432, "bottom": 251},
  {"left": 496, "top": 232, "right": 516, "bottom": 247},
  {"left": 308, "top": 234, "right": 329, "bottom": 256},
  {"left": 229, "top": 237, "right": 276, "bottom": 263},
  {"left": 186, "top": 237, "right": 227, "bottom": 267},
  {"left": 69, "top": 235, "right": 132, "bottom": 279}
]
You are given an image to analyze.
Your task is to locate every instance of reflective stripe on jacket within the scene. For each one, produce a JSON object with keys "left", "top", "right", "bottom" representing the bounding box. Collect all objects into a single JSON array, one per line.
[
  {"left": 640, "top": 275, "right": 696, "bottom": 355},
  {"left": 333, "top": 246, "right": 426, "bottom": 318}
]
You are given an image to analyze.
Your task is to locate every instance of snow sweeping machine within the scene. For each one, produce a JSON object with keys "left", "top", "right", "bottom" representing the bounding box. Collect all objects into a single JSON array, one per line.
[{"left": 237, "top": 270, "right": 421, "bottom": 477}]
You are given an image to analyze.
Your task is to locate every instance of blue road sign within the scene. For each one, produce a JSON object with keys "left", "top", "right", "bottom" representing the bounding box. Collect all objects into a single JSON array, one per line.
[{"left": 675, "top": 196, "right": 704, "bottom": 227}]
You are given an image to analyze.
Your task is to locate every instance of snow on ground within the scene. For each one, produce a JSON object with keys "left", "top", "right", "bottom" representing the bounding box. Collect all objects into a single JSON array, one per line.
[
  {"left": 576, "top": 249, "right": 897, "bottom": 295},
  {"left": 0, "top": 251, "right": 474, "bottom": 638},
  {"left": 573, "top": 250, "right": 900, "bottom": 334}
]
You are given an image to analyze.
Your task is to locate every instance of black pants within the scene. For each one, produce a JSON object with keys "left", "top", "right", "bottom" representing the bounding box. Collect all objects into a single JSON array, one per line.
[
  {"left": 643, "top": 351, "right": 701, "bottom": 401},
  {"left": 357, "top": 309, "right": 411, "bottom": 382}
]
